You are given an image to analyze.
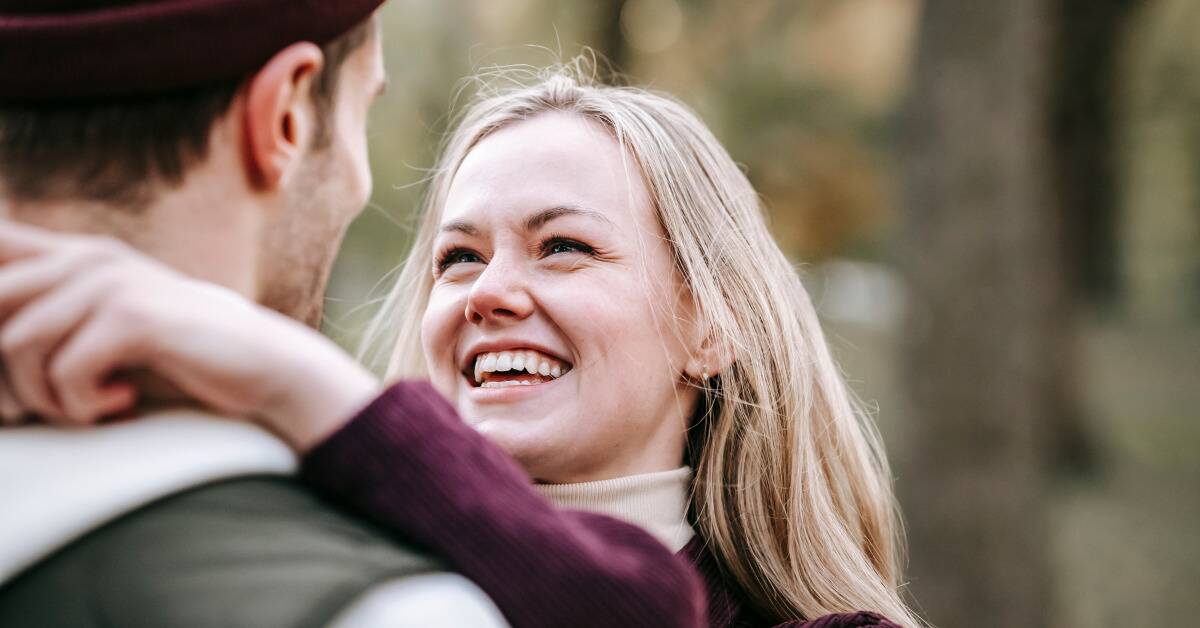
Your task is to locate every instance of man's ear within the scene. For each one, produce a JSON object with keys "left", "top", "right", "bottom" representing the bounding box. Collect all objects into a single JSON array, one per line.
[{"left": 243, "top": 42, "right": 325, "bottom": 189}]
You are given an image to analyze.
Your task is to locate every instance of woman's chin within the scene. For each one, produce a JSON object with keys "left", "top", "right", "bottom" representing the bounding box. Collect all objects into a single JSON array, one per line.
[
  {"left": 454, "top": 373, "right": 573, "bottom": 431},
  {"left": 469, "top": 418, "right": 555, "bottom": 469}
]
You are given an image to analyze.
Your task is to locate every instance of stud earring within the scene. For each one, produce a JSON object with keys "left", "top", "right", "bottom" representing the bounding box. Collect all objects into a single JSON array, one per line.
[{"left": 701, "top": 365, "right": 710, "bottom": 381}]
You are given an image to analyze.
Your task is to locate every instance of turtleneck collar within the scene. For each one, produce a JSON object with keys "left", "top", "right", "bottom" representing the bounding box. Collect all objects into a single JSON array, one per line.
[{"left": 534, "top": 466, "right": 694, "bottom": 552}]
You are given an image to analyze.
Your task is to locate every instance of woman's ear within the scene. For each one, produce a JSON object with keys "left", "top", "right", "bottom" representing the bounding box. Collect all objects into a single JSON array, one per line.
[
  {"left": 684, "top": 329, "right": 736, "bottom": 382},
  {"left": 242, "top": 42, "right": 325, "bottom": 190}
]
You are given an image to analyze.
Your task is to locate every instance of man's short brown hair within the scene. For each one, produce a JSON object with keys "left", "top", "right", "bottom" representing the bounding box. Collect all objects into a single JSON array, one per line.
[{"left": 0, "top": 18, "right": 374, "bottom": 209}]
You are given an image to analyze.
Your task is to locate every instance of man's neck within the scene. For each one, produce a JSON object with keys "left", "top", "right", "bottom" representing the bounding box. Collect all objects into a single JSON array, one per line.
[{"left": 0, "top": 165, "right": 265, "bottom": 299}]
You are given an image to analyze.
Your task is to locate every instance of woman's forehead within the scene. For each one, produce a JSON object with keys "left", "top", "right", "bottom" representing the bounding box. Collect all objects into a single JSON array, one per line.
[{"left": 442, "top": 112, "right": 653, "bottom": 232}]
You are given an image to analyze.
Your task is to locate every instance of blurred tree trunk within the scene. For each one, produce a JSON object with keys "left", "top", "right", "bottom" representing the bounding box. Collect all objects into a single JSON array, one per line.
[
  {"left": 1047, "top": 0, "right": 1141, "bottom": 474},
  {"left": 596, "top": 0, "right": 629, "bottom": 74},
  {"left": 896, "top": 1, "right": 1059, "bottom": 626},
  {"left": 1052, "top": 0, "right": 1140, "bottom": 308}
]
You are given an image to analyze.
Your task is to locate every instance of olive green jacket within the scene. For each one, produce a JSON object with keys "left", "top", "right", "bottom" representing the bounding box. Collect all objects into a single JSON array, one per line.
[{"left": 0, "top": 476, "right": 443, "bottom": 628}]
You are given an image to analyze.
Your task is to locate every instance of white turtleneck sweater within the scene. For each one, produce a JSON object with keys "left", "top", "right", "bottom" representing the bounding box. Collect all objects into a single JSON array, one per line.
[{"left": 534, "top": 466, "right": 695, "bottom": 553}]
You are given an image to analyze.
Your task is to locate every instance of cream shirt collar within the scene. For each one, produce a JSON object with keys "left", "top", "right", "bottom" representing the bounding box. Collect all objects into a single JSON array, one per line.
[{"left": 534, "top": 466, "right": 694, "bottom": 552}]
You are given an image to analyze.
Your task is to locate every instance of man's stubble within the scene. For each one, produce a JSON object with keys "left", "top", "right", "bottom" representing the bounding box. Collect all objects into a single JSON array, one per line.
[{"left": 257, "top": 148, "right": 363, "bottom": 328}]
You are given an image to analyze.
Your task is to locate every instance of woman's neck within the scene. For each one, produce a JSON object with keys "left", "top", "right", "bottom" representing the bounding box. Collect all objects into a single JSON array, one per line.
[{"left": 534, "top": 466, "right": 694, "bottom": 552}]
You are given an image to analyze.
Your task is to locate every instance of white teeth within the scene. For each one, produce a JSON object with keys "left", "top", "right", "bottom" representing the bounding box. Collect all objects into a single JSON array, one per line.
[
  {"left": 470, "top": 349, "right": 572, "bottom": 386},
  {"left": 526, "top": 352, "right": 539, "bottom": 375},
  {"left": 481, "top": 380, "right": 525, "bottom": 389}
]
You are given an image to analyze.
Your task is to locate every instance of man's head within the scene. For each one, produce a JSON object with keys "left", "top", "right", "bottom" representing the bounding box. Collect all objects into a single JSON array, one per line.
[{"left": 0, "top": 1, "right": 388, "bottom": 324}]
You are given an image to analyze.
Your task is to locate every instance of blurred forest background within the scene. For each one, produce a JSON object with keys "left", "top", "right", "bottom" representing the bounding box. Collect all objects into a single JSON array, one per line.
[{"left": 322, "top": 1, "right": 1200, "bottom": 626}]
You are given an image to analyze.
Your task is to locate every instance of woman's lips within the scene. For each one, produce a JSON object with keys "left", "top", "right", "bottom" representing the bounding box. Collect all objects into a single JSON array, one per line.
[
  {"left": 478, "top": 371, "right": 554, "bottom": 388},
  {"left": 463, "top": 369, "right": 567, "bottom": 402}
]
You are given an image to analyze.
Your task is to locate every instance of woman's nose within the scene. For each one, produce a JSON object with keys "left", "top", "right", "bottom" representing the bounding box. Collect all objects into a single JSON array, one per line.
[{"left": 464, "top": 256, "right": 534, "bottom": 325}]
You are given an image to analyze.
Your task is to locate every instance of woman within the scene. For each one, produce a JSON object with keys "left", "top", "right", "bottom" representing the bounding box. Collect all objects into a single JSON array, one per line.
[{"left": 0, "top": 63, "right": 920, "bottom": 627}]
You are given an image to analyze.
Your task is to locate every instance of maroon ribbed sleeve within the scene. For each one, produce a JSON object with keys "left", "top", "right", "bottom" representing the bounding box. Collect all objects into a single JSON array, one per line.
[{"left": 300, "top": 380, "right": 706, "bottom": 628}]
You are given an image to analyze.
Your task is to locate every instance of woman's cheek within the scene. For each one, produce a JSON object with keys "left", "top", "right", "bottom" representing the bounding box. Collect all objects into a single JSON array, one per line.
[{"left": 421, "top": 290, "right": 461, "bottom": 383}]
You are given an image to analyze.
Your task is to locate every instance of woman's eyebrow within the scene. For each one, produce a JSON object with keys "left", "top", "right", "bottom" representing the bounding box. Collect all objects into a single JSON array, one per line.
[
  {"left": 439, "top": 220, "right": 477, "bottom": 236},
  {"left": 438, "top": 206, "right": 614, "bottom": 236},
  {"left": 524, "top": 206, "right": 615, "bottom": 231}
]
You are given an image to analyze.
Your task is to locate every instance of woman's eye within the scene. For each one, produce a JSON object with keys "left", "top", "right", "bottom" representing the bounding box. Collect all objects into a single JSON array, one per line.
[
  {"left": 543, "top": 238, "right": 593, "bottom": 256},
  {"left": 438, "top": 249, "right": 482, "bottom": 271}
]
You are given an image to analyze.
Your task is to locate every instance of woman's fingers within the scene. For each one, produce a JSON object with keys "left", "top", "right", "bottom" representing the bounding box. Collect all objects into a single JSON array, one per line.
[
  {"left": 0, "top": 225, "right": 120, "bottom": 424},
  {"left": 0, "top": 219, "right": 61, "bottom": 263},
  {"left": 0, "top": 240, "right": 120, "bottom": 329},
  {"left": 0, "top": 271, "right": 113, "bottom": 421},
  {"left": 0, "top": 370, "right": 27, "bottom": 426},
  {"left": 48, "top": 310, "right": 146, "bottom": 424},
  {"left": 57, "top": 375, "right": 138, "bottom": 426},
  {"left": 0, "top": 249, "right": 96, "bottom": 325}
]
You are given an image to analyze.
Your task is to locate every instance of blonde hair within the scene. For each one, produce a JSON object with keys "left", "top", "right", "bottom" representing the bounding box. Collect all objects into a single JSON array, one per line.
[{"left": 363, "top": 59, "right": 921, "bottom": 626}]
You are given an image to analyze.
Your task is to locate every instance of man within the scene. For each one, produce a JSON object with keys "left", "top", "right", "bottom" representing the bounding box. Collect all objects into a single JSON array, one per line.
[{"left": 0, "top": 2, "right": 506, "bottom": 626}]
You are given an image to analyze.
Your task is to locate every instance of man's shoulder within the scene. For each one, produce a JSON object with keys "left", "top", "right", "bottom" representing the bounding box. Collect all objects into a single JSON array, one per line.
[
  {"left": 0, "top": 413, "right": 297, "bottom": 582},
  {"left": 103, "top": 475, "right": 440, "bottom": 574},
  {"left": 0, "top": 477, "right": 443, "bottom": 628}
]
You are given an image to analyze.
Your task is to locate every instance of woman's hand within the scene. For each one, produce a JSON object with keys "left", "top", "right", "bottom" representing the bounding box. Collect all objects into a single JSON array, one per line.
[{"left": 0, "top": 221, "right": 380, "bottom": 452}]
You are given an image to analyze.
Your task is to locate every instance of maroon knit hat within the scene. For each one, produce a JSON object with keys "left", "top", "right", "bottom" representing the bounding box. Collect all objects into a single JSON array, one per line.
[{"left": 0, "top": 0, "right": 386, "bottom": 104}]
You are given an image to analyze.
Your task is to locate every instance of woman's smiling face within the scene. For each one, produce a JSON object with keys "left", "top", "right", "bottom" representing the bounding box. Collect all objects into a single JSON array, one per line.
[{"left": 421, "top": 111, "right": 699, "bottom": 483}]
